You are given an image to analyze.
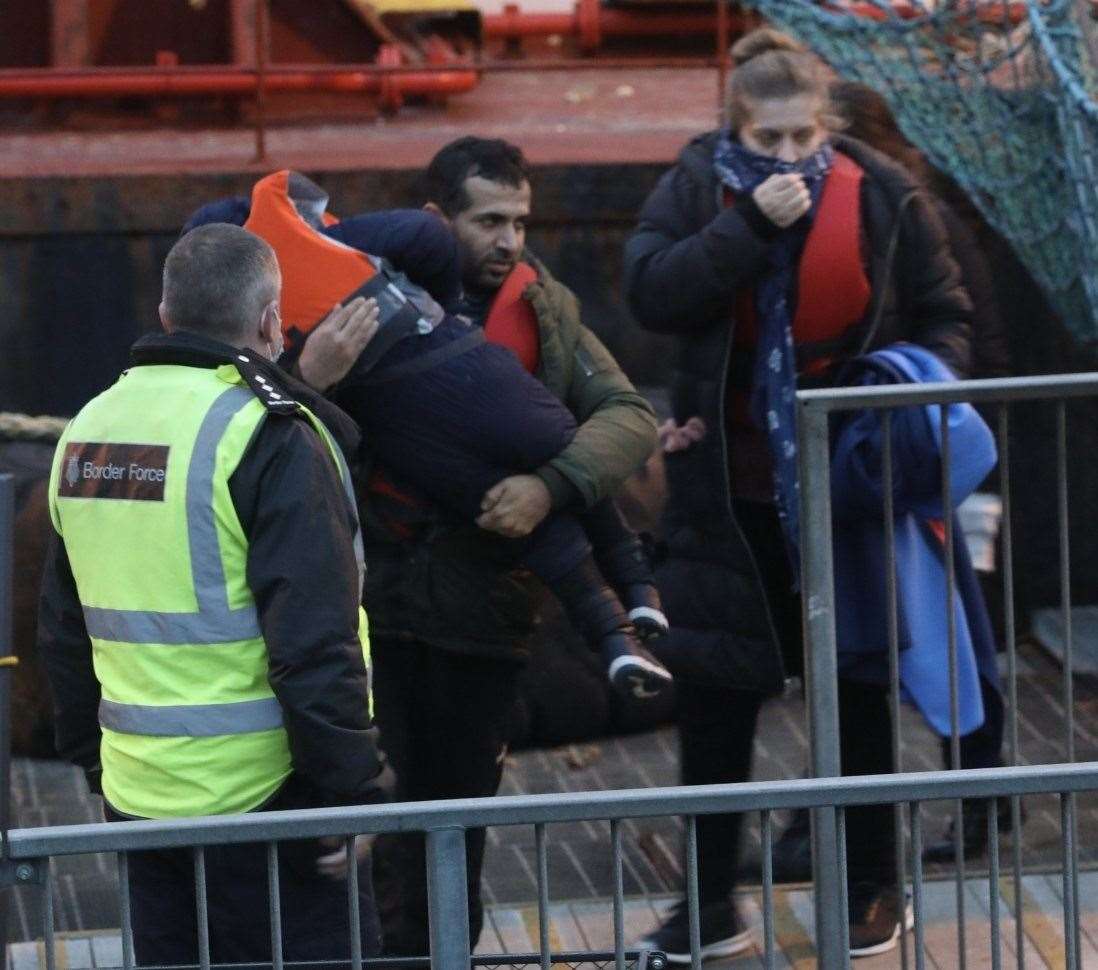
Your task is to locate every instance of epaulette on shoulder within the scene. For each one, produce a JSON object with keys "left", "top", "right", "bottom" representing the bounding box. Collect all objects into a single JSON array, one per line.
[{"left": 231, "top": 351, "right": 302, "bottom": 415}]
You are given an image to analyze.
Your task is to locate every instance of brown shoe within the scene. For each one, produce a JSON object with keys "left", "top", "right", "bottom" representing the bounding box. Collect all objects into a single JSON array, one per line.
[{"left": 848, "top": 886, "right": 913, "bottom": 958}]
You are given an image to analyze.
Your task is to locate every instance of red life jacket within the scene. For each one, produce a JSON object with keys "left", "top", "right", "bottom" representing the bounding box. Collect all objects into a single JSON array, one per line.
[
  {"left": 244, "top": 169, "right": 380, "bottom": 351},
  {"left": 483, "top": 262, "right": 541, "bottom": 374},
  {"left": 724, "top": 153, "right": 872, "bottom": 499},
  {"left": 731, "top": 151, "right": 872, "bottom": 377}
]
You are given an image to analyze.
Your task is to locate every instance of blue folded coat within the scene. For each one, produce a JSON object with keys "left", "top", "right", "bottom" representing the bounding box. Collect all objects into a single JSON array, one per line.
[{"left": 831, "top": 344, "right": 1000, "bottom": 736}]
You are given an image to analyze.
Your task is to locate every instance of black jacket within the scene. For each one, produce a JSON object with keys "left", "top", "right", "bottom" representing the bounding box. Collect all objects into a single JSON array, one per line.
[
  {"left": 623, "top": 133, "right": 973, "bottom": 693},
  {"left": 362, "top": 255, "right": 656, "bottom": 663},
  {"left": 38, "top": 332, "right": 383, "bottom": 809}
]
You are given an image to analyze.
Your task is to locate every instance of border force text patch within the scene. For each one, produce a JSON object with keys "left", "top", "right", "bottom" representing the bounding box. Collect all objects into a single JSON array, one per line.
[{"left": 59, "top": 443, "right": 170, "bottom": 501}]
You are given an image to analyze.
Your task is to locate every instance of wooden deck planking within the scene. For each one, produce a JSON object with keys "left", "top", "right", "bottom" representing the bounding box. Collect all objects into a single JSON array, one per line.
[
  {"left": 88, "top": 938, "right": 121, "bottom": 970},
  {"left": 1073, "top": 871, "right": 1098, "bottom": 957},
  {"left": 9, "top": 873, "right": 1098, "bottom": 970},
  {"left": 1027, "top": 872, "right": 1098, "bottom": 967},
  {"left": 545, "top": 902, "right": 590, "bottom": 951},
  {"left": 963, "top": 873, "right": 1052, "bottom": 969},
  {"left": 737, "top": 893, "right": 794, "bottom": 970},
  {"left": 780, "top": 887, "right": 843, "bottom": 970},
  {"left": 61, "top": 938, "right": 93, "bottom": 969},
  {"left": 488, "top": 906, "right": 536, "bottom": 953},
  {"left": 474, "top": 914, "right": 505, "bottom": 955}
]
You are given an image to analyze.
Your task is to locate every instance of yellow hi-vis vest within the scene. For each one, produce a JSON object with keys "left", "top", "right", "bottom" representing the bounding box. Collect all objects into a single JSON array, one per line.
[{"left": 49, "top": 361, "right": 371, "bottom": 819}]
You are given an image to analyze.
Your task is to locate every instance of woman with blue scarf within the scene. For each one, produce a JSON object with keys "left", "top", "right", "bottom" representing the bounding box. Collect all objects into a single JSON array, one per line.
[{"left": 624, "top": 27, "right": 974, "bottom": 960}]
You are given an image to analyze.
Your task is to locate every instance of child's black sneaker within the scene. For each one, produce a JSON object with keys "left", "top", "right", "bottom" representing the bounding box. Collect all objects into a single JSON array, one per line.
[
  {"left": 624, "top": 584, "right": 670, "bottom": 640},
  {"left": 601, "top": 630, "right": 674, "bottom": 702}
]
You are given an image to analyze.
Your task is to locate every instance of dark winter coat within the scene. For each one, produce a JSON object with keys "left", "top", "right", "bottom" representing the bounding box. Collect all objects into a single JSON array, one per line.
[
  {"left": 364, "top": 255, "right": 657, "bottom": 662},
  {"left": 183, "top": 199, "right": 656, "bottom": 662},
  {"left": 623, "top": 132, "right": 973, "bottom": 694}
]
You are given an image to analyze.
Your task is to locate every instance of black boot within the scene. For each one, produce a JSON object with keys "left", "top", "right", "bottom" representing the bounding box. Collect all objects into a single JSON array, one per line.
[
  {"left": 594, "top": 537, "right": 669, "bottom": 640},
  {"left": 923, "top": 796, "right": 1025, "bottom": 863},
  {"left": 555, "top": 558, "right": 673, "bottom": 704}
]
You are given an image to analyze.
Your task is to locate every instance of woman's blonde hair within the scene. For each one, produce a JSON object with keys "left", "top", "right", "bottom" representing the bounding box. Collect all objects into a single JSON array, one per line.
[{"left": 726, "top": 27, "right": 838, "bottom": 132}]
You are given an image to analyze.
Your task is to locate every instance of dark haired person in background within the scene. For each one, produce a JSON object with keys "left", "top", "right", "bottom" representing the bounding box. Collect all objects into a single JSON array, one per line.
[{"left": 181, "top": 149, "right": 663, "bottom": 953}]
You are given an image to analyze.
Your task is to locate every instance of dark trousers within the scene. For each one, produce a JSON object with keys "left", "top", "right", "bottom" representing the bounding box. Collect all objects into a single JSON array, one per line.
[
  {"left": 680, "top": 502, "right": 897, "bottom": 903},
  {"left": 108, "top": 786, "right": 381, "bottom": 967},
  {"left": 677, "top": 682, "right": 764, "bottom": 903},
  {"left": 837, "top": 679, "right": 897, "bottom": 888},
  {"left": 678, "top": 678, "right": 895, "bottom": 903},
  {"left": 369, "top": 637, "right": 521, "bottom": 956},
  {"left": 942, "top": 674, "right": 1005, "bottom": 771}
]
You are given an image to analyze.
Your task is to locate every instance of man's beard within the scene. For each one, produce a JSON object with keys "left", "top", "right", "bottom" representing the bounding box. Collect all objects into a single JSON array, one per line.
[{"left": 476, "top": 253, "right": 517, "bottom": 291}]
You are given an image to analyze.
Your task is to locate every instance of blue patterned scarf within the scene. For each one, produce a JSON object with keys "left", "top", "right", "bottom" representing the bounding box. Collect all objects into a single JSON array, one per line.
[{"left": 714, "top": 134, "right": 834, "bottom": 575}]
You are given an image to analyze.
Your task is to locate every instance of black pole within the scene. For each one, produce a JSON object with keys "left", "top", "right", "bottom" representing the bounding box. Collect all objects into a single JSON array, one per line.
[{"left": 0, "top": 473, "right": 15, "bottom": 969}]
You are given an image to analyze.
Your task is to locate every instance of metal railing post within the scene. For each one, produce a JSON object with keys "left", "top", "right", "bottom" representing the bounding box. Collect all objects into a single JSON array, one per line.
[
  {"left": 796, "top": 402, "right": 846, "bottom": 969},
  {"left": 253, "top": 0, "right": 269, "bottom": 163},
  {"left": 0, "top": 475, "right": 14, "bottom": 970},
  {"left": 425, "top": 827, "right": 470, "bottom": 970}
]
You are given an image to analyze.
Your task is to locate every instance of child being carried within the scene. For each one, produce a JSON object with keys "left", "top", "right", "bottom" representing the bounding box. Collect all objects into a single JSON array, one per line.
[{"left": 228, "top": 170, "right": 673, "bottom": 704}]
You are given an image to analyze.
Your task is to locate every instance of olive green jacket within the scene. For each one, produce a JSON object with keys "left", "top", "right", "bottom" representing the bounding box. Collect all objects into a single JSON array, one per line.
[
  {"left": 364, "top": 255, "right": 657, "bottom": 660},
  {"left": 524, "top": 254, "right": 657, "bottom": 510}
]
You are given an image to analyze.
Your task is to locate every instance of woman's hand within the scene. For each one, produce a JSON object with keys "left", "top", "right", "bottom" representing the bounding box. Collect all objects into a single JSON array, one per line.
[
  {"left": 752, "top": 174, "right": 811, "bottom": 229},
  {"left": 658, "top": 417, "right": 707, "bottom": 454}
]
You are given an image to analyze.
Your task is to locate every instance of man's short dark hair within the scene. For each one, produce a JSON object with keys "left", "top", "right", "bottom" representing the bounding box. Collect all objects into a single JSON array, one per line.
[
  {"left": 163, "top": 224, "right": 280, "bottom": 343},
  {"left": 423, "top": 137, "right": 530, "bottom": 217}
]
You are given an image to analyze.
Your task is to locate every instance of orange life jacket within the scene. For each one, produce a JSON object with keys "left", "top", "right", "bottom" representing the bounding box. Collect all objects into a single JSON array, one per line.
[
  {"left": 483, "top": 262, "right": 541, "bottom": 374},
  {"left": 731, "top": 151, "right": 872, "bottom": 376},
  {"left": 244, "top": 170, "right": 380, "bottom": 350}
]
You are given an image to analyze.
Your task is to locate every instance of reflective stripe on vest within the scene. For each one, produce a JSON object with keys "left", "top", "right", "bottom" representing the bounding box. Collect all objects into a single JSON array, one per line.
[
  {"left": 99, "top": 695, "right": 284, "bottom": 737},
  {"left": 330, "top": 433, "right": 367, "bottom": 598},
  {"left": 80, "top": 385, "right": 262, "bottom": 646}
]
